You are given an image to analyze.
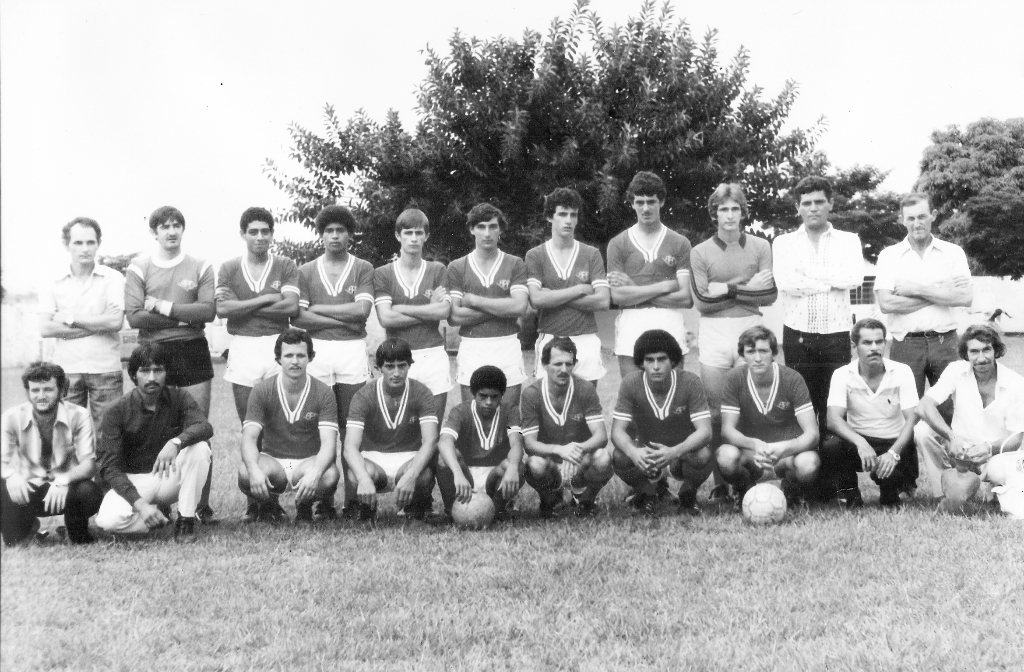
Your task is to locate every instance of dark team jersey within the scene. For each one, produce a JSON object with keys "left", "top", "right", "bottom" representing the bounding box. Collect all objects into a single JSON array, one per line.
[
  {"left": 297, "top": 255, "right": 375, "bottom": 340},
  {"left": 520, "top": 375, "right": 604, "bottom": 445},
  {"left": 525, "top": 241, "right": 609, "bottom": 336},
  {"left": 613, "top": 370, "right": 710, "bottom": 446},
  {"left": 125, "top": 254, "right": 215, "bottom": 342},
  {"left": 216, "top": 255, "right": 300, "bottom": 337},
  {"left": 443, "top": 251, "right": 528, "bottom": 339},
  {"left": 373, "top": 260, "right": 447, "bottom": 349},
  {"left": 721, "top": 363, "right": 814, "bottom": 443},
  {"left": 244, "top": 374, "right": 338, "bottom": 459},
  {"left": 346, "top": 377, "right": 438, "bottom": 453},
  {"left": 440, "top": 401, "right": 522, "bottom": 467},
  {"left": 606, "top": 226, "right": 692, "bottom": 309}
]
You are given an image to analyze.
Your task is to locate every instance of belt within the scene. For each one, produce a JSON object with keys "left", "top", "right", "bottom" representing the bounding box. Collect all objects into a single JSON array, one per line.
[{"left": 904, "top": 330, "right": 955, "bottom": 338}]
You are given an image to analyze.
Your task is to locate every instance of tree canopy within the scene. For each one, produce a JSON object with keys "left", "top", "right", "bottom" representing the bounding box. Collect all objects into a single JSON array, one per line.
[
  {"left": 916, "top": 117, "right": 1024, "bottom": 279},
  {"left": 267, "top": 0, "right": 841, "bottom": 265}
]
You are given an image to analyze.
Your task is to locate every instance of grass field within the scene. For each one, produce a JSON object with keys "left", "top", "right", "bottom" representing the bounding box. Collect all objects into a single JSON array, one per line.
[{"left": 2, "top": 340, "right": 1023, "bottom": 671}]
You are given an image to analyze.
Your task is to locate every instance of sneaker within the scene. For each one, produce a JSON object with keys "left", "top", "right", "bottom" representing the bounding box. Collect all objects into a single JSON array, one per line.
[
  {"left": 709, "top": 484, "right": 733, "bottom": 504},
  {"left": 781, "top": 480, "right": 807, "bottom": 508},
  {"left": 295, "top": 500, "right": 315, "bottom": 523},
  {"left": 241, "top": 502, "right": 261, "bottom": 524},
  {"left": 174, "top": 516, "right": 198, "bottom": 543},
  {"left": 676, "top": 482, "right": 700, "bottom": 515},
  {"left": 837, "top": 487, "right": 865, "bottom": 509},
  {"left": 879, "top": 485, "right": 901, "bottom": 507},
  {"left": 195, "top": 504, "right": 219, "bottom": 526},
  {"left": 314, "top": 502, "right": 338, "bottom": 522},
  {"left": 260, "top": 499, "right": 288, "bottom": 524}
]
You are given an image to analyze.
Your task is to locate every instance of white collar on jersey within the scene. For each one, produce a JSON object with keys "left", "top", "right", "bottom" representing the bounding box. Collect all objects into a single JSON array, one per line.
[
  {"left": 643, "top": 370, "right": 677, "bottom": 420},
  {"left": 628, "top": 225, "right": 667, "bottom": 264},
  {"left": 542, "top": 376, "right": 575, "bottom": 426},
  {"left": 376, "top": 377, "right": 410, "bottom": 430},
  {"left": 394, "top": 260, "right": 427, "bottom": 299},
  {"left": 544, "top": 240, "right": 580, "bottom": 281},
  {"left": 242, "top": 256, "right": 274, "bottom": 292},
  {"left": 471, "top": 401, "right": 501, "bottom": 451},
  {"left": 317, "top": 255, "right": 355, "bottom": 297},
  {"left": 746, "top": 363, "right": 780, "bottom": 415},
  {"left": 468, "top": 250, "right": 505, "bottom": 288},
  {"left": 276, "top": 373, "right": 311, "bottom": 423}
]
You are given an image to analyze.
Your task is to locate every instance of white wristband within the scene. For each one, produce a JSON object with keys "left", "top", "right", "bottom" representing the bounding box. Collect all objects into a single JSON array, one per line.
[
  {"left": 888, "top": 449, "right": 901, "bottom": 462},
  {"left": 158, "top": 301, "right": 173, "bottom": 317}
]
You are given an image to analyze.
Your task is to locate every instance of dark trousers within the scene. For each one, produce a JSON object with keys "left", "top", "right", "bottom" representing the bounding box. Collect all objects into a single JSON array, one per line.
[
  {"left": 819, "top": 433, "right": 918, "bottom": 493},
  {"left": 890, "top": 331, "right": 957, "bottom": 423},
  {"left": 782, "top": 326, "right": 851, "bottom": 438},
  {"left": 0, "top": 479, "right": 103, "bottom": 546}
]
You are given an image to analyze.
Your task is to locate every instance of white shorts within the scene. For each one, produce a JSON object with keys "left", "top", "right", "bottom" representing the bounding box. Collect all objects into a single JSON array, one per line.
[
  {"left": 308, "top": 339, "right": 370, "bottom": 386},
  {"left": 697, "top": 315, "right": 763, "bottom": 369},
  {"left": 266, "top": 455, "right": 308, "bottom": 489},
  {"left": 409, "top": 346, "right": 453, "bottom": 395},
  {"left": 614, "top": 308, "right": 690, "bottom": 357},
  {"left": 362, "top": 451, "right": 417, "bottom": 492},
  {"left": 468, "top": 466, "right": 495, "bottom": 494},
  {"left": 456, "top": 334, "right": 527, "bottom": 387},
  {"left": 225, "top": 335, "right": 281, "bottom": 387},
  {"left": 534, "top": 332, "right": 607, "bottom": 381}
]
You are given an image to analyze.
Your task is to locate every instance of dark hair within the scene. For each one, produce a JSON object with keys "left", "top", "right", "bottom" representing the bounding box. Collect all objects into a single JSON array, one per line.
[
  {"left": 375, "top": 338, "right": 414, "bottom": 368},
  {"left": 541, "top": 336, "right": 578, "bottom": 365},
  {"left": 793, "top": 176, "right": 833, "bottom": 202},
  {"left": 21, "top": 361, "right": 69, "bottom": 397},
  {"left": 62, "top": 217, "right": 102, "bottom": 246},
  {"left": 626, "top": 171, "right": 666, "bottom": 202},
  {"left": 149, "top": 206, "right": 185, "bottom": 231},
  {"left": 959, "top": 324, "right": 1006, "bottom": 360},
  {"left": 469, "top": 365, "right": 507, "bottom": 396},
  {"left": 543, "top": 188, "right": 583, "bottom": 219},
  {"left": 274, "top": 328, "right": 315, "bottom": 362},
  {"left": 737, "top": 326, "right": 779, "bottom": 357},
  {"left": 466, "top": 203, "right": 508, "bottom": 232},
  {"left": 315, "top": 205, "right": 358, "bottom": 236},
  {"left": 395, "top": 208, "right": 430, "bottom": 236},
  {"left": 128, "top": 343, "right": 172, "bottom": 384},
  {"left": 900, "top": 192, "right": 933, "bottom": 212},
  {"left": 239, "top": 207, "right": 274, "bottom": 232},
  {"left": 707, "top": 183, "right": 748, "bottom": 220},
  {"left": 851, "top": 318, "right": 887, "bottom": 344},
  {"left": 633, "top": 329, "right": 683, "bottom": 368}
]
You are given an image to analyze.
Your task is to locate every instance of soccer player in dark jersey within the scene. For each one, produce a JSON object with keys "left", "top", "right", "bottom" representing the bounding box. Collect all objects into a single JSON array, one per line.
[
  {"left": 611, "top": 329, "right": 713, "bottom": 514},
  {"left": 237, "top": 329, "right": 340, "bottom": 523},
  {"left": 521, "top": 337, "right": 611, "bottom": 517},
  {"left": 342, "top": 339, "right": 439, "bottom": 522},
  {"left": 445, "top": 204, "right": 530, "bottom": 407},
  {"left": 525, "top": 188, "right": 610, "bottom": 385},
  {"left": 374, "top": 209, "right": 451, "bottom": 418},
  {"left": 718, "top": 326, "right": 820, "bottom": 506},
  {"left": 436, "top": 365, "right": 525, "bottom": 520},
  {"left": 125, "top": 206, "right": 218, "bottom": 523}
]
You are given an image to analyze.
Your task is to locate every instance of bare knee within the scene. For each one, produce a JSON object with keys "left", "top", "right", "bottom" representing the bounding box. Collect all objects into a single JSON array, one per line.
[
  {"left": 793, "top": 451, "right": 820, "bottom": 483},
  {"left": 585, "top": 449, "right": 613, "bottom": 482},
  {"left": 717, "top": 444, "right": 742, "bottom": 475}
]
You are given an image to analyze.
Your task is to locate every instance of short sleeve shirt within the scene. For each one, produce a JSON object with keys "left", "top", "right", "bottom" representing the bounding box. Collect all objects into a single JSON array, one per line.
[
  {"left": 244, "top": 374, "right": 338, "bottom": 459},
  {"left": 125, "top": 254, "right": 215, "bottom": 343},
  {"left": 297, "top": 255, "right": 375, "bottom": 340},
  {"left": 440, "top": 402, "right": 522, "bottom": 467},
  {"left": 39, "top": 264, "right": 125, "bottom": 373},
  {"left": 520, "top": 376, "right": 604, "bottom": 445},
  {"left": 606, "top": 225, "right": 692, "bottom": 308},
  {"left": 612, "top": 370, "right": 710, "bottom": 446},
  {"left": 826, "top": 359, "right": 919, "bottom": 439},
  {"left": 926, "top": 361, "right": 1024, "bottom": 444},
  {"left": 443, "top": 251, "right": 528, "bottom": 339},
  {"left": 721, "top": 364, "right": 814, "bottom": 443},
  {"left": 525, "top": 241, "right": 608, "bottom": 336},
  {"left": 216, "top": 255, "right": 300, "bottom": 337},
  {"left": 346, "top": 378, "right": 438, "bottom": 453},
  {"left": 373, "top": 260, "right": 447, "bottom": 349}
]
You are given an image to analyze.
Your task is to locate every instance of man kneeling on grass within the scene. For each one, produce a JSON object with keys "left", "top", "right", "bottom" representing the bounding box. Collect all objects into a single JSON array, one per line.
[
  {"left": 717, "top": 326, "right": 820, "bottom": 508},
  {"left": 436, "top": 365, "right": 524, "bottom": 521},
  {"left": 611, "top": 329, "right": 713, "bottom": 515},
  {"left": 342, "top": 338, "right": 439, "bottom": 522},
  {"left": 237, "top": 328, "right": 340, "bottom": 524},
  {"left": 95, "top": 343, "right": 212, "bottom": 542},
  {"left": 521, "top": 337, "right": 612, "bottom": 518},
  {"left": 2, "top": 362, "right": 103, "bottom": 546}
]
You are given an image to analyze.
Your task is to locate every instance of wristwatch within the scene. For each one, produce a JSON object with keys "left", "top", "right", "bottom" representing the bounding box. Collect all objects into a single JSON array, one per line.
[{"left": 887, "top": 449, "right": 901, "bottom": 462}]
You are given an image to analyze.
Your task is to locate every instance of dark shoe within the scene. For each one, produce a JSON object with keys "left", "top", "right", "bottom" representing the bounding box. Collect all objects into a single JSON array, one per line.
[
  {"left": 174, "top": 516, "right": 197, "bottom": 543},
  {"left": 676, "top": 482, "right": 700, "bottom": 515},
  {"left": 538, "top": 491, "right": 563, "bottom": 519},
  {"left": 733, "top": 482, "right": 752, "bottom": 511},
  {"left": 241, "top": 502, "right": 261, "bottom": 524},
  {"left": 572, "top": 493, "right": 598, "bottom": 517},
  {"left": 158, "top": 504, "right": 173, "bottom": 519},
  {"left": 781, "top": 480, "right": 807, "bottom": 508},
  {"left": 879, "top": 485, "right": 901, "bottom": 507},
  {"left": 260, "top": 499, "right": 288, "bottom": 524},
  {"left": 314, "top": 502, "right": 338, "bottom": 522},
  {"left": 626, "top": 492, "right": 656, "bottom": 515},
  {"left": 195, "top": 504, "right": 219, "bottom": 526},
  {"left": 357, "top": 503, "right": 377, "bottom": 523},
  {"left": 837, "top": 487, "right": 865, "bottom": 509},
  {"left": 709, "top": 484, "right": 733, "bottom": 504},
  {"left": 655, "top": 477, "right": 676, "bottom": 503},
  {"left": 295, "top": 500, "right": 315, "bottom": 523}
]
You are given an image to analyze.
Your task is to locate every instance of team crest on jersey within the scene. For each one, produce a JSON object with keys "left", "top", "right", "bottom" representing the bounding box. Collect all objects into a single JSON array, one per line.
[
  {"left": 576, "top": 271, "right": 589, "bottom": 281},
  {"left": 178, "top": 279, "right": 197, "bottom": 291},
  {"left": 304, "top": 412, "right": 318, "bottom": 420},
  {"left": 777, "top": 401, "right": 790, "bottom": 410},
  {"left": 672, "top": 406, "right": 685, "bottom": 415},
  {"left": 571, "top": 413, "right": 584, "bottom": 422},
  {"left": 424, "top": 289, "right": 433, "bottom": 299},
  {"left": 346, "top": 285, "right": 356, "bottom": 294},
  {"left": 498, "top": 279, "right": 510, "bottom": 290},
  {"left": 271, "top": 280, "right": 281, "bottom": 289},
  {"left": 408, "top": 415, "right": 418, "bottom": 424},
  {"left": 663, "top": 255, "right": 676, "bottom": 266}
]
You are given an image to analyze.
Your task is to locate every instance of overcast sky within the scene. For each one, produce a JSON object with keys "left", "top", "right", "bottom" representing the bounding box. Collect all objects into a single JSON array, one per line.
[{"left": 2, "top": 0, "right": 1022, "bottom": 292}]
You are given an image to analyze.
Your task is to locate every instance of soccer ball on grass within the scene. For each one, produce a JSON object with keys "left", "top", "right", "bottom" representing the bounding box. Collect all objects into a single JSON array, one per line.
[
  {"left": 742, "top": 483, "right": 787, "bottom": 525},
  {"left": 452, "top": 492, "right": 496, "bottom": 530}
]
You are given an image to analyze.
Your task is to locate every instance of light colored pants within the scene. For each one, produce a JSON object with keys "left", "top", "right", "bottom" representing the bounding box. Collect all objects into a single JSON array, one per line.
[
  {"left": 95, "top": 442, "right": 211, "bottom": 532},
  {"left": 915, "top": 422, "right": 1019, "bottom": 498}
]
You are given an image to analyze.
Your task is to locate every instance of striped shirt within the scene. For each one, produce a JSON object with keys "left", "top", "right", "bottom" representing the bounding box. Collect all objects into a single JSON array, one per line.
[
  {"left": 690, "top": 233, "right": 777, "bottom": 318},
  {"left": 525, "top": 240, "right": 608, "bottom": 336},
  {"left": 216, "top": 255, "right": 300, "bottom": 337},
  {"left": 721, "top": 364, "right": 814, "bottom": 443},
  {"left": 298, "top": 255, "right": 375, "bottom": 340},
  {"left": 373, "top": 260, "right": 447, "bottom": 349},
  {"left": 125, "top": 253, "right": 215, "bottom": 342}
]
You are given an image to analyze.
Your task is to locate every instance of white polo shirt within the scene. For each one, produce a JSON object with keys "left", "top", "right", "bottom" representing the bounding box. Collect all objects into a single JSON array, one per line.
[
  {"left": 826, "top": 358, "right": 919, "bottom": 439},
  {"left": 38, "top": 264, "right": 125, "bottom": 374},
  {"left": 926, "top": 361, "right": 1024, "bottom": 445},
  {"left": 873, "top": 236, "right": 971, "bottom": 341}
]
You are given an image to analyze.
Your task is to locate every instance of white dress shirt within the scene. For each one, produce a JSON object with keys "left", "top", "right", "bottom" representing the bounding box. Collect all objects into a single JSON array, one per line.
[
  {"left": 926, "top": 361, "right": 1024, "bottom": 445},
  {"left": 38, "top": 264, "right": 125, "bottom": 374},
  {"left": 826, "top": 358, "right": 919, "bottom": 439}
]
